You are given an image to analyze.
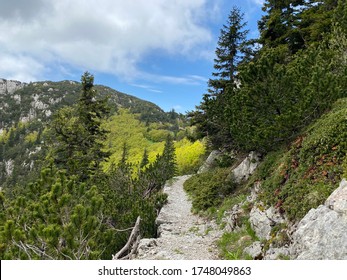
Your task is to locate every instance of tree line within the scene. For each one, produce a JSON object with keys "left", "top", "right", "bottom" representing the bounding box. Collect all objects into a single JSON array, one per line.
[{"left": 189, "top": 0, "right": 347, "bottom": 153}]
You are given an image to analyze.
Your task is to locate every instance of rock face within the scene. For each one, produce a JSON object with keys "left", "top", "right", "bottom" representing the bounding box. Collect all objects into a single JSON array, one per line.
[
  {"left": 0, "top": 78, "right": 26, "bottom": 96},
  {"left": 249, "top": 205, "right": 286, "bottom": 240},
  {"left": 232, "top": 152, "right": 261, "bottom": 183},
  {"left": 197, "top": 150, "right": 221, "bottom": 174},
  {"left": 289, "top": 179, "right": 347, "bottom": 259}
]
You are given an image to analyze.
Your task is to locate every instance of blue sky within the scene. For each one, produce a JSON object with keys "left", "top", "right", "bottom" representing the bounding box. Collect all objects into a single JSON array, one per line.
[{"left": 0, "top": 0, "right": 264, "bottom": 113}]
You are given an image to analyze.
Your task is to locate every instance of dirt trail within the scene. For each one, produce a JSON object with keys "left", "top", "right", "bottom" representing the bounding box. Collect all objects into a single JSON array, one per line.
[{"left": 136, "top": 175, "right": 223, "bottom": 260}]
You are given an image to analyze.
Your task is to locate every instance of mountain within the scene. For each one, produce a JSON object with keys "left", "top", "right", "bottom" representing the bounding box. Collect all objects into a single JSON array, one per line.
[
  {"left": 0, "top": 78, "right": 173, "bottom": 131},
  {"left": 0, "top": 77, "right": 192, "bottom": 189}
]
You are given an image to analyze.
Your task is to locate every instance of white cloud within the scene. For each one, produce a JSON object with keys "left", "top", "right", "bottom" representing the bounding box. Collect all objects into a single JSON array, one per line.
[
  {"left": 0, "top": 53, "right": 45, "bottom": 82},
  {"left": 131, "top": 83, "right": 163, "bottom": 93},
  {"left": 141, "top": 73, "right": 208, "bottom": 86},
  {"left": 0, "top": 0, "right": 214, "bottom": 82}
]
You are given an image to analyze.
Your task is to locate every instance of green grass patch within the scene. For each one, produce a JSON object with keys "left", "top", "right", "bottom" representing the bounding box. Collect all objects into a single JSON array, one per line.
[{"left": 218, "top": 226, "right": 256, "bottom": 260}]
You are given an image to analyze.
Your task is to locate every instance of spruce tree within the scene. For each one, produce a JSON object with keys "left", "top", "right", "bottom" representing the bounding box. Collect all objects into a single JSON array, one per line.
[
  {"left": 258, "top": 0, "right": 305, "bottom": 53},
  {"left": 50, "top": 72, "right": 110, "bottom": 180},
  {"left": 190, "top": 7, "right": 250, "bottom": 149}
]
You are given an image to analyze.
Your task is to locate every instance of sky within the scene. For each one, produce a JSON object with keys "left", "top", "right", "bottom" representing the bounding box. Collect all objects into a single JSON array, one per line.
[{"left": 0, "top": 0, "right": 264, "bottom": 113}]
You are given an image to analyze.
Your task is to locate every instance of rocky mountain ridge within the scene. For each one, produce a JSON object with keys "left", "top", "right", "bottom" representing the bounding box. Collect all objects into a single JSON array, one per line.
[
  {"left": 0, "top": 78, "right": 170, "bottom": 131},
  {"left": 0, "top": 77, "right": 181, "bottom": 189}
]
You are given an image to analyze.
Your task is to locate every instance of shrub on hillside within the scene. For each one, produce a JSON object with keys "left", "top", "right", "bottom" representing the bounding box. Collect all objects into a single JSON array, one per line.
[{"left": 183, "top": 168, "right": 236, "bottom": 212}]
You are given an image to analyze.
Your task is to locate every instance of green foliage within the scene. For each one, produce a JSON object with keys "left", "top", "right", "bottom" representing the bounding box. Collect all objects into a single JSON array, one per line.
[
  {"left": 230, "top": 27, "right": 347, "bottom": 152},
  {"left": 218, "top": 227, "right": 255, "bottom": 260},
  {"left": 192, "top": 1, "right": 346, "bottom": 155},
  {"left": 0, "top": 167, "right": 108, "bottom": 259},
  {"left": 253, "top": 98, "right": 347, "bottom": 221},
  {"left": 175, "top": 138, "right": 205, "bottom": 174},
  {"left": 49, "top": 72, "right": 110, "bottom": 180},
  {"left": 184, "top": 168, "right": 236, "bottom": 213},
  {"left": 102, "top": 108, "right": 204, "bottom": 175},
  {"left": 189, "top": 6, "right": 252, "bottom": 149}
]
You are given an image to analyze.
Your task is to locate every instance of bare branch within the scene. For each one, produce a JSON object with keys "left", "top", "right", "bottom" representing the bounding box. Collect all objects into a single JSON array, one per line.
[{"left": 112, "top": 216, "right": 141, "bottom": 260}]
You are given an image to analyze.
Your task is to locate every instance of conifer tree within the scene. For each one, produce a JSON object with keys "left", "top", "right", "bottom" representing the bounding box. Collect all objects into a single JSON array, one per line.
[
  {"left": 140, "top": 148, "right": 149, "bottom": 169},
  {"left": 50, "top": 72, "right": 110, "bottom": 180},
  {"left": 258, "top": 0, "right": 305, "bottom": 53},
  {"left": 190, "top": 7, "right": 250, "bottom": 149}
]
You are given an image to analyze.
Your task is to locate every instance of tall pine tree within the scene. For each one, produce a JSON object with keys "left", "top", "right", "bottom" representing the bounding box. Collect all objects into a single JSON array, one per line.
[
  {"left": 190, "top": 7, "right": 250, "bottom": 149},
  {"left": 50, "top": 72, "right": 110, "bottom": 180}
]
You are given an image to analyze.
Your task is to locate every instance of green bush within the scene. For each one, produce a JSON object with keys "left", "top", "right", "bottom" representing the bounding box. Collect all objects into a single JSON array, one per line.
[{"left": 183, "top": 168, "right": 236, "bottom": 212}]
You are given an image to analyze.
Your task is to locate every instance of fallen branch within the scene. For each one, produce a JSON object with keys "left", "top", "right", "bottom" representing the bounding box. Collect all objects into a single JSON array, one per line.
[{"left": 112, "top": 216, "right": 141, "bottom": 260}]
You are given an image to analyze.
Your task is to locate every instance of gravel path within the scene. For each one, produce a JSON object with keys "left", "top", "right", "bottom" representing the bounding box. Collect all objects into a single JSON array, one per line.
[{"left": 136, "top": 175, "right": 223, "bottom": 260}]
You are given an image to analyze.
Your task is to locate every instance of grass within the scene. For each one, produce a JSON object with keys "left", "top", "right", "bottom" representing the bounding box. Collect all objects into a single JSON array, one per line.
[{"left": 218, "top": 227, "right": 255, "bottom": 260}]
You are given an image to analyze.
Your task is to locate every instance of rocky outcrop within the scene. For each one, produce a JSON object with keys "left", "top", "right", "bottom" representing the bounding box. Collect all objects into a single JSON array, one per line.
[
  {"left": 249, "top": 205, "right": 286, "bottom": 240},
  {"left": 0, "top": 78, "right": 26, "bottom": 95},
  {"left": 232, "top": 151, "right": 261, "bottom": 183},
  {"left": 289, "top": 179, "right": 347, "bottom": 259},
  {"left": 197, "top": 150, "right": 221, "bottom": 174}
]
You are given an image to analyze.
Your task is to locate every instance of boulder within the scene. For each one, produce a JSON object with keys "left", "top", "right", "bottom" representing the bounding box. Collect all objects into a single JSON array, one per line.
[
  {"left": 197, "top": 150, "right": 221, "bottom": 174},
  {"left": 244, "top": 241, "right": 263, "bottom": 259},
  {"left": 249, "top": 205, "right": 285, "bottom": 240},
  {"left": 232, "top": 151, "right": 261, "bottom": 183},
  {"left": 289, "top": 179, "right": 347, "bottom": 259}
]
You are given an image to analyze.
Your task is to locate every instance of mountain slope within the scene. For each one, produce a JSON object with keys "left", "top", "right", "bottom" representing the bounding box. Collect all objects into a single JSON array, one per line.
[
  {"left": 0, "top": 78, "right": 170, "bottom": 131},
  {"left": 0, "top": 78, "right": 194, "bottom": 189}
]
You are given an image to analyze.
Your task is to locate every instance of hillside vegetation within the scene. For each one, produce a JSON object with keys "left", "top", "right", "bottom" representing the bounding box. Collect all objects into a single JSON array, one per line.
[
  {"left": 186, "top": 0, "right": 347, "bottom": 259},
  {"left": 0, "top": 73, "right": 205, "bottom": 259}
]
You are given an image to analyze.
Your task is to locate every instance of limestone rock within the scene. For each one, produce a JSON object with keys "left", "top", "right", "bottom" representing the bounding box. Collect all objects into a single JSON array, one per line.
[
  {"left": 232, "top": 151, "right": 261, "bottom": 183},
  {"left": 223, "top": 203, "right": 244, "bottom": 232},
  {"left": 290, "top": 180, "right": 347, "bottom": 259},
  {"left": 0, "top": 78, "right": 26, "bottom": 95},
  {"left": 325, "top": 179, "right": 347, "bottom": 215},
  {"left": 244, "top": 241, "right": 263, "bottom": 259},
  {"left": 5, "top": 159, "right": 14, "bottom": 176},
  {"left": 249, "top": 205, "right": 285, "bottom": 240},
  {"left": 197, "top": 150, "right": 221, "bottom": 174},
  {"left": 264, "top": 246, "right": 290, "bottom": 260}
]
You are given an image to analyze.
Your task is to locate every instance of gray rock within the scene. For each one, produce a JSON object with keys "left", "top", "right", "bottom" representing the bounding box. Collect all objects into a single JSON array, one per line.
[
  {"left": 247, "top": 181, "right": 261, "bottom": 203},
  {"left": 264, "top": 246, "right": 290, "bottom": 260},
  {"left": 223, "top": 203, "right": 244, "bottom": 232},
  {"left": 249, "top": 205, "right": 285, "bottom": 240},
  {"left": 197, "top": 150, "right": 221, "bottom": 174},
  {"left": 325, "top": 179, "right": 347, "bottom": 215},
  {"left": 232, "top": 151, "right": 261, "bottom": 183},
  {"left": 290, "top": 180, "right": 347, "bottom": 259},
  {"left": 249, "top": 206, "right": 272, "bottom": 240},
  {"left": 244, "top": 241, "right": 263, "bottom": 259},
  {"left": 0, "top": 78, "right": 26, "bottom": 95}
]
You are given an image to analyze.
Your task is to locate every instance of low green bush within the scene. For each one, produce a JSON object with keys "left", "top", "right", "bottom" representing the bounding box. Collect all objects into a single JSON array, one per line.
[{"left": 183, "top": 168, "right": 236, "bottom": 212}]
